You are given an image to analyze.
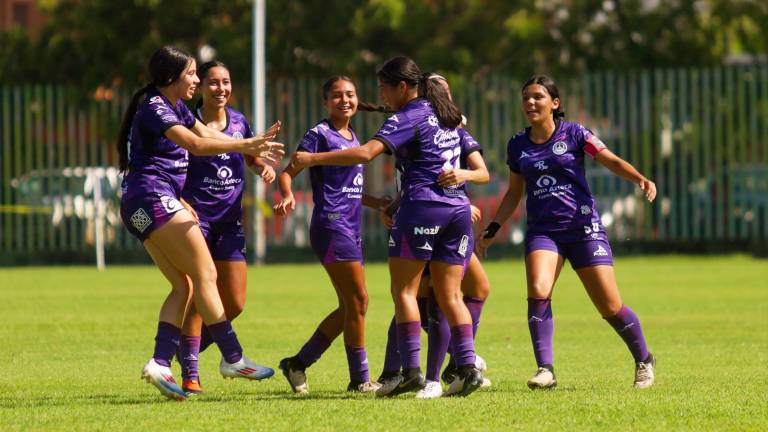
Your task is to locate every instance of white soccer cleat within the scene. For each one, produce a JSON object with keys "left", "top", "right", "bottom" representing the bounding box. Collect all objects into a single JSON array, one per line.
[
  {"left": 141, "top": 358, "right": 187, "bottom": 401},
  {"left": 527, "top": 367, "right": 557, "bottom": 390},
  {"left": 279, "top": 357, "right": 308, "bottom": 394},
  {"left": 220, "top": 355, "right": 275, "bottom": 380},
  {"left": 634, "top": 353, "right": 656, "bottom": 389},
  {"left": 480, "top": 377, "right": 492, "bottom": 388},
  {"left": 415, "top": 380, "right": 443, "bottom": 399},
  {"left": 474, "top": 354, "right": 488, "bottom": 372},
  {"left": 444, "top": 366, "right": 483, "bottom": 397}
]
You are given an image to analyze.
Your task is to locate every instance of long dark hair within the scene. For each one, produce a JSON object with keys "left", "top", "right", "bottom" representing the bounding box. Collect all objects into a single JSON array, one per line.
[
  {"left": 522, "top": 75, "right": 565, "bottom": 119},
  {"left": 116, "top": 46, "right": 194, "bottom": 172},
  {"left": 195, "top": 60, "right": 228, "bottom": 109},
  {"left": 377, "top": 56, "right": 462, "bottom": 128}
]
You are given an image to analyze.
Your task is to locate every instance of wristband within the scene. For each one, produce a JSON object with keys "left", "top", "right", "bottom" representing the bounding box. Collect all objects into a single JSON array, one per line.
[{"left": 482, "top": 222, "right": 501, "bottom": 239}]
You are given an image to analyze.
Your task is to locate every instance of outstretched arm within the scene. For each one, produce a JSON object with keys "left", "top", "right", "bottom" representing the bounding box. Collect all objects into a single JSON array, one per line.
[
  {"left": 291, "top": 139, "right": 387, "bottom": 169},
  {"left": 595, "top": 149, "right": 657, "bottom": 202},
  {"left": 166, "top": 120, "right": 284, "bottom": 161}
]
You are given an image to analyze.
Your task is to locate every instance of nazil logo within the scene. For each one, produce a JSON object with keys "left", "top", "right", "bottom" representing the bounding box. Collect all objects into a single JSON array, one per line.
[
  {"left": 535, "top": 175, "right": 557, "bottom": 188},
  {"left": 414, "top": 225, "right": 440, "bottom": 235},
  {"left": 217, "top": 166, "right": 233, "bottom": 179},
  {"left": 534, "top": 160, "right": 548, "bottom": 171},
  {"left": 353, "top": 173, "right": 364, "bottom": 186}
]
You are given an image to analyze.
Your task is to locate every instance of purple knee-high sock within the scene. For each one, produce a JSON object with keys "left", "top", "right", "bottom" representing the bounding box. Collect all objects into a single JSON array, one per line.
[
  {"left": 153, "top": 321, "right": 181, "bottom": 367},
  {"left": 604, "top": 304, "right": 650, "bottom": 363},
  {"left": 179, "top": 335, "right": 201, "bottom": 381},
  {"left": 199, "top": 325, "right": 214, "bottom": 353},
  {"left": 426, "top": 291, "right": 451, "bottom": 382},
  {"left": 208, "top": 320, "right": 243, "bottom": 364},
  {"left": 417, "top": 297, "right": 429, "bottom": 332},
  {"left": 450, "top": 324, "right": 476, "bottom": 367},
  {"left": 397, "top": 321, "right": 422, "bottom": 370},
  {"left": 463, "top": 296, "right": 486, "bottom": 337},
  {"left": 296, "top": 328, "right": 332, "bottom": 369},
  {"left": 382, "top": 317, "right": 401, "bottom": 375},
  {"left": 345, "top": 345, "right": 370, "bottom": 383},
  {"left": 528, "top": 298, "right": 554, "bottom": 367}
]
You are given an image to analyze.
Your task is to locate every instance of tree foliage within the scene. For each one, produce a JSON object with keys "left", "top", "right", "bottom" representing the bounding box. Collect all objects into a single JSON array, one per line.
[{"left": 0, "top": 0, "right": 765, "bottom": 92}]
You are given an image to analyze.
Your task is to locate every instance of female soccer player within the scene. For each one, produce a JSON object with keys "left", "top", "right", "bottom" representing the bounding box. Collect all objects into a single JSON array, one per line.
[
  {"left": 476, "top": 75, "right": 657, "bottom": 389},
  {"left": 176, "top": 60, "right": 276, "bottom": 395},
  {"left": 375, "top": 74, "right": 492, "bottom": 399},
  {"left": 117, "top": 46, "right": 283, "bottom": 400},
  {"left": 273, "top": 76, "right": 389, "bottom": 394},
  {"left": 291, "top": 57, "right": 485, "bottom": 398}
]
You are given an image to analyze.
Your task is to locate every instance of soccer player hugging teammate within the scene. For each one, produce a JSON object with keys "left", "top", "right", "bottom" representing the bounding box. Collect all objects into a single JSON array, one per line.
[
  {"left": 291, "top": 57, "right": 485, "bottom": 398},
  {"left": 116, "top": 46, "right": 284, "bottom": 401},
  {"left": 376, "top": 73, "right": 493, "bottom": 399},
  {"left": 476, "top": 75, "right": 657, "bottom": 389},
  {"left": 176, "top": 61, "right": 277, "bottom": 395},
  {"left": 273, "top": 76, "right": 390, "bottom": 394}
]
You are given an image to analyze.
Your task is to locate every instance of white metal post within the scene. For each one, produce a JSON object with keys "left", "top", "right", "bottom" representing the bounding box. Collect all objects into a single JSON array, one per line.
[{"left": 252, "top": 0, "right": 267, "bottom": 265}]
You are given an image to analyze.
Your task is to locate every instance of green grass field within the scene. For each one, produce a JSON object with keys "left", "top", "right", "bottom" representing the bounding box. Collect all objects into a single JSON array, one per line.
[{"left": 0, "top": 255, "right": 766, "bottom": 431}]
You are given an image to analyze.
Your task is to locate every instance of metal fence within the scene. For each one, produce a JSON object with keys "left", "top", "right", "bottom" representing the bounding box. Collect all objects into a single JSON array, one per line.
[{"left": 1, "top": 65, "right": 766, "bottom": 264}]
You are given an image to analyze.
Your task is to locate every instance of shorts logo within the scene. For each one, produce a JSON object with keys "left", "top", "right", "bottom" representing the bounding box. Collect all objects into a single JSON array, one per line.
[
  {"left": 388, "top": 235, "right": 396, "bottom": 247},
  {"left": 353, "top": 172, "right": 364, "bottom": 186},
  {"left": 159, "top": 195, "right": 181, "bottom": 214},
  {"left": 552, "top": 141, "right": 568, "bottom": 155},
  {"left": 414, "top": 225, "right": 440, "bottom": 235},
  {"left": 130, "top": 208, "right": 152, "bottom": 233},
  {"left": 534, "top": 160, "right": 548, "bottom": 171},
  {"left": 217, "top": 166, "right": 233, "bottom": 179},
  {"left": 417, "top": 241, "right": 433, "bottom": 251},
  {"left": 593, "top": 245, "right": 609, "bottom": 256},
  {"left": 232, "top": 131, "right": 244, "bottom": 139},
  {"left": 580, "top": 205, "right": 592, "bottom": 215},
  {"left": 535, "top": 175, "right": 557, "bottom": 188},
  {"left": 458, "top": 235, "right": 469, "bottom": 257}
]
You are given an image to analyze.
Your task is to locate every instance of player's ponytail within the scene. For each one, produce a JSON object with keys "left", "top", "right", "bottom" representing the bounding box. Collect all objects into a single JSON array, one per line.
[
  {"left": 116, "top": 46, "right": 194, "bottom": 173},
  {"left": 522, "top": 75, "right": 565, "bottom": 120},
  {"left": 419, "top": 72, "right": 462, "bottom": 128}
]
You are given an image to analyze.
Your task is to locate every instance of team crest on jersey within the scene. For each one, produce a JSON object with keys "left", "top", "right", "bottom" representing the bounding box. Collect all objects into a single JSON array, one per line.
[
  {"left": 580, "top": 205, "right": 592, "bottom": 215},
  {"left": 458, "top": 235, "right": 469, "bottom": 257},
  {"left": 232, "top": 131, "right": 244, "bottom": 139},
  {"left": 427, "top": 115, "right": 439, "bottom": 127},
  {"left": 159, "top": 195, "right": 181, "bottom": 214},
  {"left": 552, "top": 141, "right": 568, "bottom": 155},
  {"left": 130, "top": 208, "right": 152, "bottom": 233}
]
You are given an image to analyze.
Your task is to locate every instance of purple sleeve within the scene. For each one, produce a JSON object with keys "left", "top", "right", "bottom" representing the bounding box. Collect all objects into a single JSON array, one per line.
[
  {"left": 297, "top": 128, "right": 321, "bottom": 153},
  {"left": 575, "top": 124, "right": 607, "bottom": 159},
  {"left": 176, "top": 101, "right": 196, "bottom": 129},
  {"left": 142, "top": 98, "right": 188, "bottom": 135},
  {"left": 243, "top": 118, "right": 255, "bottom": 139},
  {"left": 459, "top": 128, "right": 482, "bottom": 157},
  {"left": 373, "top": 113, "right": 414, "bottom": 154},
  {"left": 506, "top": 138, "right": 520, "bottom": 173}
]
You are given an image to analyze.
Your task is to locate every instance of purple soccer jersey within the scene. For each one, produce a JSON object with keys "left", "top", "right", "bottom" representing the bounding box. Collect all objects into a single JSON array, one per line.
[
  {"left": 507, "top": 121, "right": 607, "bottom": 235},
  {"left": 122, "top": 88, "right": 196, "bottom": 196},
  {"left": 120, "top": 88, "right": 197, "bottom": 239},
  {"left": 374, "top": 98, "right": 474, "bottom": 205},
  {"left": 299, "top": 120, "right": 364, "bottom": 236},
  {"left": 182, "top": 106, "right": 251, "bottom": 224}
]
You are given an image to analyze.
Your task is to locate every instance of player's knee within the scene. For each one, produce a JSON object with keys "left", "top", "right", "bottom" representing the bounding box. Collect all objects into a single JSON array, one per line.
[
  {"left": 601, "top": 300, "right": 623, "bottom": 318},
  {"left": 347, "top": 289, "right": 368, "bottom": 316},
  {"left": 527, "top": 278, "right": 553, "bottom": 298}
]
